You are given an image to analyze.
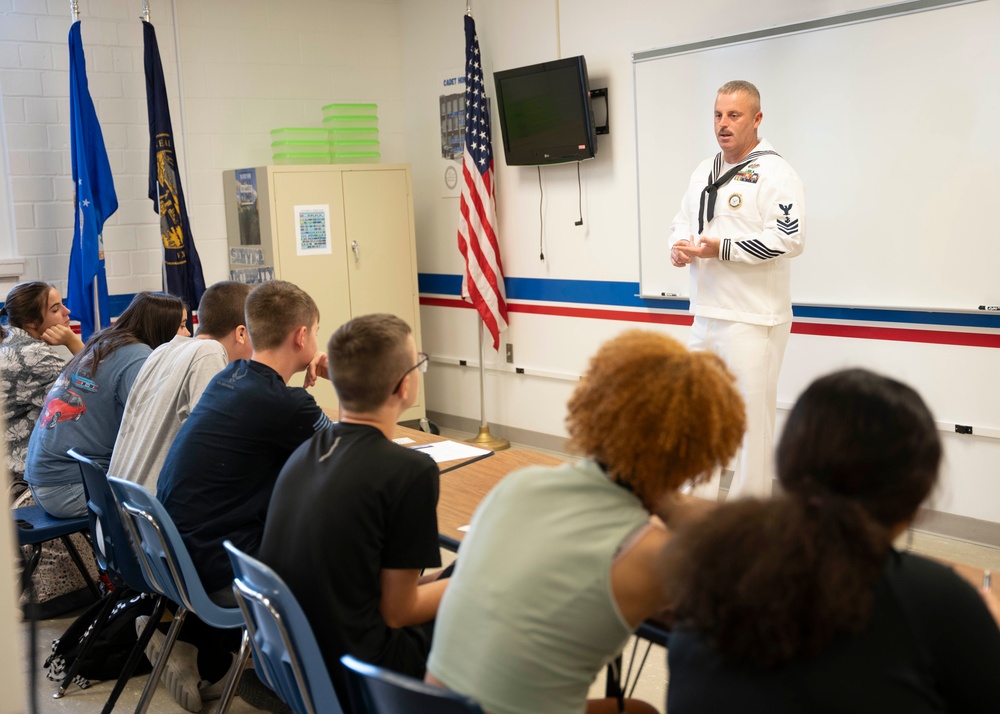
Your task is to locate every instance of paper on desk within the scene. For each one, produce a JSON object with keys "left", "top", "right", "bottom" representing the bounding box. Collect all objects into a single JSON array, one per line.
[
  {"left": 393, "top": 437, "right": 416, "bottom": 445},
  {"left": 409, "top": 440, "right": 492, "bottom": 463}
]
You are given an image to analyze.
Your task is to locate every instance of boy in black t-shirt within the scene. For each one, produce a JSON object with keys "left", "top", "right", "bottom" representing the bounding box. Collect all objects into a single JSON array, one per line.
[{"left": 259, "top": 313, "right": 445, "bottom": 705}]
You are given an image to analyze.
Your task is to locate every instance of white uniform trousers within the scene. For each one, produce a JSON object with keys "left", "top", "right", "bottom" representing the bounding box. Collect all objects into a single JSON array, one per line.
[{"left": 687, "top": 317, "right": 791, "bottom": 500}]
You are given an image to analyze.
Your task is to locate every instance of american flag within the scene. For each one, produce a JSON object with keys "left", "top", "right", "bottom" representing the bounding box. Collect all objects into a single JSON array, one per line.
[{"left": 458, "top": 13, "right": 508, "bottom": 350}]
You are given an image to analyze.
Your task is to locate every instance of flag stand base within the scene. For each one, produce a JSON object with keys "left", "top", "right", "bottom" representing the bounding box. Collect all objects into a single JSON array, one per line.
[{"left": 466, "top": 425, "right": 510, "bottom": 452}]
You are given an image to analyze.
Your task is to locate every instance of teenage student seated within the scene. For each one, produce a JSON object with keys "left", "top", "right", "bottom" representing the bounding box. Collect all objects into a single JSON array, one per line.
[
  {"left": 426, "top": 330, "right": 746, "bottom": 714},
  {"left": 259, "top": 313, "right": 445, "bottom": 706},
  {"left": 0, "top": 281, "right": 84, "bottom": 481},
  {"left": 24, "top": 291, "right": 185, "bottom": 517},
  {"left": 110, "top": 280, "right": 253, "bottom": 491},
  {"left": 152, "top": 279, "right": 330, "bottom": 712},
  {"left": 664, "top": 368, "right": 1000, "bottom": 714}
]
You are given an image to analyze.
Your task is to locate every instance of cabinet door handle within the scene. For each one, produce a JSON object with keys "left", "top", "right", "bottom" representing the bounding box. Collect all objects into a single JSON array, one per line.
[{"left": 351, "top": 240, "right": 360, "bottom": 263}]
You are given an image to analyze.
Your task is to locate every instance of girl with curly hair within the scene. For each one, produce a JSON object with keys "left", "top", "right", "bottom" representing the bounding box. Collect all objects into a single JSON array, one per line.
[
  {"left": 665, "top": 368, "right": 1000, "bottom": 713},
  {"left": 426, "top": 330, "right": 745, "bottom": 714}
]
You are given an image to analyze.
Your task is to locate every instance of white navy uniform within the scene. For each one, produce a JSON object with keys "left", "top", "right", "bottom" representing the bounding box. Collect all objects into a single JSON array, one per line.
[{"left": 670, "top": 137, "right": 806, "bottom": 498}]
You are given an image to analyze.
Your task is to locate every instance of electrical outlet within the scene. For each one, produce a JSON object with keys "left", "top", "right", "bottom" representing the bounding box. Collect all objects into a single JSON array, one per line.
[{"left": 505, "top": 343, "right": 514, "bottom": 363}]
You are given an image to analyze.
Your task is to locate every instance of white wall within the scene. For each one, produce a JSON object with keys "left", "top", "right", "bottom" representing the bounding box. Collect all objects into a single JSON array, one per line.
[
  {"left": 400, "top": 0, "right": 1000, "bottom": 527},
  {"left": 0, "top": 0, "right": 405, "bottom": 296},
  {"left": 2, "top": 0, "right": 998, "bottom": 527}
]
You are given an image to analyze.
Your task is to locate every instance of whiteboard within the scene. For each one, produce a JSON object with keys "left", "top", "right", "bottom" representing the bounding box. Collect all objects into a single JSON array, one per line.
[{"left": 634, "top": 0, "right": 1000, "bottom": 311}]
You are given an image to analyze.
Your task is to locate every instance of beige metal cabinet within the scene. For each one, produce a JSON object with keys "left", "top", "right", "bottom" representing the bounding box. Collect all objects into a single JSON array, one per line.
[{"left": 222, "top": 164, "right": 425, "bottom": 421}]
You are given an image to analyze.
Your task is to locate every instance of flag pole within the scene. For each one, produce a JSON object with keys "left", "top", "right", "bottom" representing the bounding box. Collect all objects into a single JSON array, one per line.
[
  {"left": 73, "top": 0, "right": 97, "bottom": 337},
  {"left": 91, "top": 281, "right": 100, "bottom": 332},
  {"left": 142, "top": 1, "right": 150, "bottom": 22},
  {"left": 78, "top": 0, "right": 101, "bottom": 339},
  {"left": 465, "top": 316, "right": 510, "bottom": 451}
]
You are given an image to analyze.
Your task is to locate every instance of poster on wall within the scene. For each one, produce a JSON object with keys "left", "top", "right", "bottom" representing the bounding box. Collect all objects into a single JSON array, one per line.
[
  {"left": 234, "top": 168, "right": 261, "bottom": 245},
  {"left": 439, "top": 68, "right": 465, "bottom": 198},
  {"left": 294, "top": 204, "right": 332, "bottom": 256},
  {"left": 229, "top": 246, "right": 273, "bottom": 284}
]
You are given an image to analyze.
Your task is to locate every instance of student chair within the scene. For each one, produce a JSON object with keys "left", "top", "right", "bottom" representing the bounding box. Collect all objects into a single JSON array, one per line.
[
  {"left": 107, "top": 476, "right": 249, "bottom": 714},
  {"left": 13, "top": 489, "right": 99, "bottom": 714},
  {"left": 54, "top": 450, "right": 167, "bottom": 712},
  {"left": 224, "top": 541, "right": 343, "bottom": 714},
  {"left": 605, "top": 621, "right": 671, "bottom": 702},
  {"left": 13, "top": 495, "right": 98, "bottom": 605},
  {"left": 340, "top": 655, "right": 484, "bottom": 714}
]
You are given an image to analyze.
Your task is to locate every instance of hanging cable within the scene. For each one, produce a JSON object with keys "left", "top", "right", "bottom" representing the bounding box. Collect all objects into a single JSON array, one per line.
[
  {"left": 575, "top": 162, "right": 584, "bottom": 226},
  {"left": 538, "top": 166, "right": 545, "bottom": 261}
]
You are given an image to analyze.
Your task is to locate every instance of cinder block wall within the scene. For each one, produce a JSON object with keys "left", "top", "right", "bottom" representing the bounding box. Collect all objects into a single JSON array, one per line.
[{"left": 0, "top": 0, "right": 406, "bottom": 296}]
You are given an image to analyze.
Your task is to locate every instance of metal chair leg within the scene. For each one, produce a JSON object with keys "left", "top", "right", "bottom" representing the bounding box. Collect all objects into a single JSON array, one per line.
[
  {"left": 59, "top": 533, "right": 101, "bottom": 599},
  {"left": 53, "top": 592, "right": 120, "bottom": 698},
  {"left": 101, "top": 596, "right": 167, "bottom": 714},
  {"left": 21, "top": 544, "right": 43, "bottom": 594},
  {"left": 134, "top": 607, "right": 187, "bottom": 714},
  {"left": 214, "top": 629, "right": 251, "bottom": 714}
]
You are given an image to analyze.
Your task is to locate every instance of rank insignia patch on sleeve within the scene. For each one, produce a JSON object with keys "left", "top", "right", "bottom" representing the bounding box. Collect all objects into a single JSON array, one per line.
[{"left": 777, "top": 203, "right": 798, "bottom": 235}]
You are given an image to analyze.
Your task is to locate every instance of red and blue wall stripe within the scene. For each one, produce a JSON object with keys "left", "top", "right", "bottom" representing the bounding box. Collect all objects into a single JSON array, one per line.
[{"left": 418, "top": 273, "right": 1000, "bottom": 349}]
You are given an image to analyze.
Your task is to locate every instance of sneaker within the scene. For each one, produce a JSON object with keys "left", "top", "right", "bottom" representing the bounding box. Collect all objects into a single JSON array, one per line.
[
  {"left": 199, "top": 675, "right": 227, "bottom": 702},
  {"left": 198, "top": 653, "right": 238, "bottom": 702},
  {"left": 136, "top": 615, "right": 203, "bottom": 712},
  {"left": 236, "top": 670, "right": 293, "bottom": 714}
]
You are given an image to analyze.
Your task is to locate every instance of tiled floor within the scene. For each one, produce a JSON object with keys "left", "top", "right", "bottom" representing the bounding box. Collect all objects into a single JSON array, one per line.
[
  {"left": 21, "top": 431, "right": 1000, "bottom": 713},
  {"left": 22, "top": 616, "right": 268, "bottom": 714}
]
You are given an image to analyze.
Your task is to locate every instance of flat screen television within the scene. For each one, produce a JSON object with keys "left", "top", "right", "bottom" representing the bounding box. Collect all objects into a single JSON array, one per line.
[{"left": 493, "top": 55, "right": 597, "bottom": 166}]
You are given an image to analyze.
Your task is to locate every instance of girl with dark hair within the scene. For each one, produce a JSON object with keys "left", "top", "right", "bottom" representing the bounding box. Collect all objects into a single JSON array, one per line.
[
  {"left": 665, "top": 368, "right": 1000, "bottom": 713},
  {"left": 0, "top": 282, "right": 85, "bottom": 480},
  {"left": 24, "top": 291, "right": 185, "bottom": 517},
  {"left": 427, "top": 330, "right": 746, "bottom": 714}
]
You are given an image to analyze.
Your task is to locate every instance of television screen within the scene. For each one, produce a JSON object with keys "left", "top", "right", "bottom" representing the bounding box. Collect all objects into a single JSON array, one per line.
[{"left": 493, "top": 55, "right": 597, "bottom": 166}]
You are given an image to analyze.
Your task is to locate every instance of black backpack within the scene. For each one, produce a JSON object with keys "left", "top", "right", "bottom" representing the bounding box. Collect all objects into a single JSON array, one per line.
[{"left": 43, "top": 588, "right": 157, "bottom": 690}]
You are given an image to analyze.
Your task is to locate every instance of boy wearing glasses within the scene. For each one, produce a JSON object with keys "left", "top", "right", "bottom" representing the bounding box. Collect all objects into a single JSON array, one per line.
[{"left": 259, "top": 313, "right": 444, "bottom": 705}]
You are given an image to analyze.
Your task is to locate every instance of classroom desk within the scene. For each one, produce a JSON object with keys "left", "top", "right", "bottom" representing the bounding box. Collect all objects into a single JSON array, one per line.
[{"left": 392, "top": 425, "right": 563, "bottom": 550}]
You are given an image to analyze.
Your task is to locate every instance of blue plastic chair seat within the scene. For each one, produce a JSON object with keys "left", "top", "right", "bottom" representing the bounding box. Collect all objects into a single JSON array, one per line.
[
  {"left": 225, "top": 540, "right": 342, "bottom": 714},
  {"left": 341, "top": 654, "right": 484, "bottom": 714},
  {"left": 13, "top": 503, "right": 99, "bottom": 602},
  {"left": 107, "top": 476, "right": 248, "bottom": 714},
  {"left": 70, "top": 449, "right": 150, "bottom": 592},
  {"left": 53, "top": 449, "right": 169, "bottom": 711},
  {"left": 14, "top": 504, "right": 90, "bottom": 547}
]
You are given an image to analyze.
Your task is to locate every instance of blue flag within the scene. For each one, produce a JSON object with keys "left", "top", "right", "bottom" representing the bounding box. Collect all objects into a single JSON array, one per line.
[
  {"left": 143, "top": 20, "right": 205, "bottom": 328},
  {"left": 67, "top": 21, "right": 118, "bottom": 341}
]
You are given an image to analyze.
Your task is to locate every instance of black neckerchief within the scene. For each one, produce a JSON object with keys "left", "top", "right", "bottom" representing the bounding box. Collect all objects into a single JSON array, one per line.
[{"left": 697, "top": 149, "right": 779, "bottom": 234}]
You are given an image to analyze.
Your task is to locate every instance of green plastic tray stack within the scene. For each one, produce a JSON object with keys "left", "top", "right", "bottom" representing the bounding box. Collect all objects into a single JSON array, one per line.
[
  {"left": 323, "top": 103, "right": 380, "bottom": 163},
  {"left": 270, "top": 103, "right": 380, "bottom": 165},
  {"left": 270, "top": 127, "right": 333, "bottom": 165}
]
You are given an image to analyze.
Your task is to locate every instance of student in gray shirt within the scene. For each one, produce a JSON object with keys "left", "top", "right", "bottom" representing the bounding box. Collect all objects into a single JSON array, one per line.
[{"left": 110, "top": 281, "right": 253, "bottom": 491}]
